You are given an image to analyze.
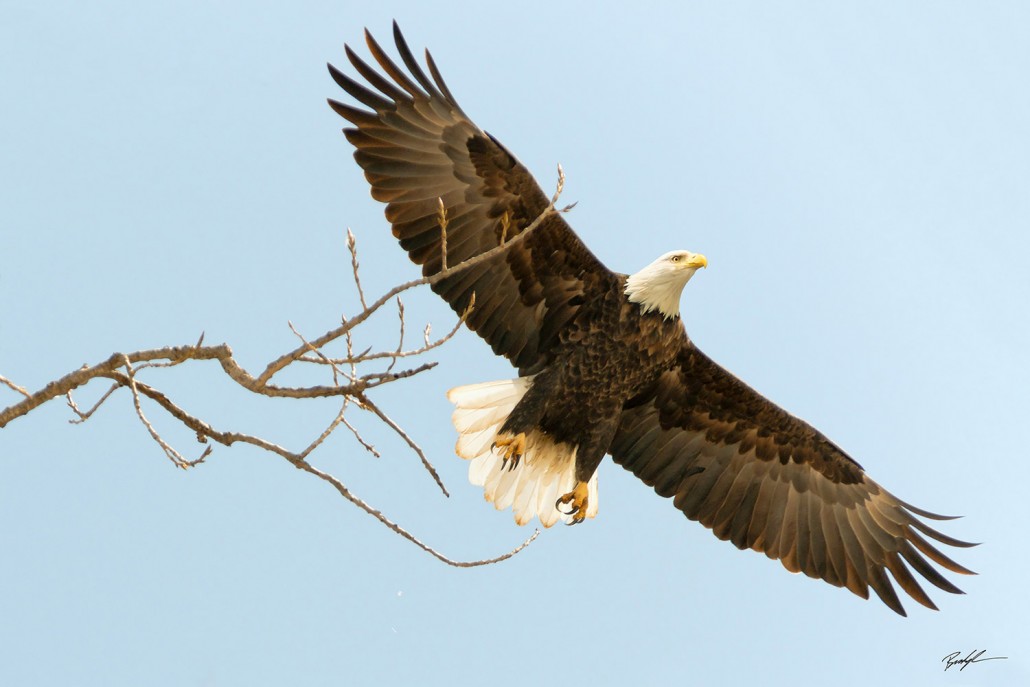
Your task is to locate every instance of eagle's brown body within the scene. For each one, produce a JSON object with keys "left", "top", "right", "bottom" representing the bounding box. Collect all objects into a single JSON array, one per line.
[
  {"left": 329, "top": 22, "right": 975, "bottom": 616},
  {"left": 499, "top": 276, "right": 685, "bottom": 485}
]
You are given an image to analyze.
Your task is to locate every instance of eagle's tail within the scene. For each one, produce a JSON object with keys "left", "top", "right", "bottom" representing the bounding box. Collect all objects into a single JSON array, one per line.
[{"left": 447, "top": 378, "right": 598, "bottom": 527}]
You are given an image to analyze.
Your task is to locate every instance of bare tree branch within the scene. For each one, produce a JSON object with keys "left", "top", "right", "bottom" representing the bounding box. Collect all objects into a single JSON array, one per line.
[
  {"left": 0, "top": 374, "right": 30, "bottom": 399},
  {"left": 1, "top": 344, "right": 231, "bottom": 427},
  {"left": 77, "top": 367, "right": 538, "bottom": 567},
  {"left": 255, "top": 167, "right": 570, "bottom": 387},
  {"left": 298, "top": 295, "right": 470, "bottom": 366},
  {"left": 119, "top": 353, "right": 212, "bottom": 469},
  {"left": 66, "top": 383, "right": 120, "bottom": 423},
  {"left": 1, "top": 166, "right": 572, "bottom": 568}
]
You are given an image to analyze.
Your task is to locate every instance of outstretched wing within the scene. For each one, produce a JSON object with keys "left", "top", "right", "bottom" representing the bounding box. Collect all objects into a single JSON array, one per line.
[
  {"left": 610, "top": 339, "right": 976, "bottom": 616},
  {"left": 328, "top": 23, "right": 615, "bottom": 374}
]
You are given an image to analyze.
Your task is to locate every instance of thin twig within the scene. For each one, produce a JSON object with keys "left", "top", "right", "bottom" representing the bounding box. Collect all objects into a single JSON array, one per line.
[
  {"left": 256, "top": 167, "right": 569, "bottom": 387},
  {"left": 552, "top": 163, "right": 565, "bottom": 204},
  {"left": 339, "top": 312, "right": 359, "bottom": 387},
  {"left": 289, "top": 320, "right": 347, "bottom": 387},
  {"left": 119, "top": 354, "right": 209, "bottom": 469},
  {"left": 297, "top": 295, "right": 471, "bottom": 366},
  {"left": 297, "top": 459, "right": 539, "bottom": 568},
  {"left": 347, "top": 228, "right": 368, "bottom": 311},
  {"left": 0, "top": 374, "right": 30, "bottom": 398},
  {"left": 341, "top": 410, "right": 380, "bottom": 458},
  {"left": 295, "top": 402, "right": 351, "bottom": 460},
  {"left": 499, "top": 210, "right": 511, "bottom": 245},
  {"left": 437, "top": 197, "right": 449, "bottom": 271},
  {"left": 66, "top": 383, "right": 120, "bottom": 423},
  {"left": 359, "top": 363, "right": 437, "bottom": 389},
  {"left": 356, "top": 392, "right": 448, "bottom": 497},
  {"left": 387, "top": 298, "right": 405, "bottom": 374}
]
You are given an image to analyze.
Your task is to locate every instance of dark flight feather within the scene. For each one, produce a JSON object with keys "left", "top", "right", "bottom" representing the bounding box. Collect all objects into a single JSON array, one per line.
[{"left": 609, "top": 344, "right": 976, "bottom": 615}]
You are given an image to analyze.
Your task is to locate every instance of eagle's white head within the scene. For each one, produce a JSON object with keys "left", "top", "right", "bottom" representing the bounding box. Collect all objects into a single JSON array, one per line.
[{"left": 624, "top": 250, "right": 707, "bottom": 319}]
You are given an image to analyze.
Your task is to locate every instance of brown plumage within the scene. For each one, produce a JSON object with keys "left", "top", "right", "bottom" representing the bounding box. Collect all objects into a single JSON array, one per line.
[{"left": 328, "top": 22, "right": 975, "bottom": 616}]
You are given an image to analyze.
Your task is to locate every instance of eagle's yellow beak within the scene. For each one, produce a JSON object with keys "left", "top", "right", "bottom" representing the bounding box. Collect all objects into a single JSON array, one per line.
[{"left": 685, "top": 253, "right": 708, "bottom": 269}]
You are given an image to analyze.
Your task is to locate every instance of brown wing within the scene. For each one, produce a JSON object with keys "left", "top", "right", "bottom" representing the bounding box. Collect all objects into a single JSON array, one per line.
[
  {"left": 610, "top": 338, "right": 976, "bottom": 616},
  {"left": 328, "top": 23, "right": 615, "bottom": 373}
]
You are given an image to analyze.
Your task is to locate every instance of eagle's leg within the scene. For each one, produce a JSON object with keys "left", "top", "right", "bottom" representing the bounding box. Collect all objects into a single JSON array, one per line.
[
  {"left": 491, "top": 370, "right": 557, "bottom": 472},
  {"left": 552, "top": 419, "right": 616, "bottom": 525},
  {"left": 491, "top": 432, "right": 526, "bottom": 471},
  {"left": 555, "top": 481, "right": 590, "bottom": 525}
]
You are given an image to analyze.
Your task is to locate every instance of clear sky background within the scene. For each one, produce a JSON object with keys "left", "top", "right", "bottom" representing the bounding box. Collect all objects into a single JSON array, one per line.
[{"left": 2, "top": 1, "right": 1028, "bottom": 685}]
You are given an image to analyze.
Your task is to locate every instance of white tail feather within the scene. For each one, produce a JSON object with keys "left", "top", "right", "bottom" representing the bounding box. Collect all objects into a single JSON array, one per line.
[{"left": 447, "top": 378, "right": 599, "bottom": 527}]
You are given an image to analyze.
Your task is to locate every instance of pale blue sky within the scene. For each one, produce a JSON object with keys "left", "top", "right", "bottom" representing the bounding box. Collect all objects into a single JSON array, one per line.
[{"left": 2, "top": 1, "right": 1028, "bottom": 685}]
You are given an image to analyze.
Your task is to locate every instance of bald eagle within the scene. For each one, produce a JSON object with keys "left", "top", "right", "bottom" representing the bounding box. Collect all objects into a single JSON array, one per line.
[{"left": 328, "top": 23, "right": 974, "bottom": 615}]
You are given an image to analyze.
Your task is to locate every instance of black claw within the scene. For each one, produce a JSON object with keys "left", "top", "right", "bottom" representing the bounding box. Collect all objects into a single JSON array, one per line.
[
  {"left": 554, "top": 497, "right": 580, "bottom": 516},
  {"left": 492, "top": 440, "right": 522, "bottom": 471}
]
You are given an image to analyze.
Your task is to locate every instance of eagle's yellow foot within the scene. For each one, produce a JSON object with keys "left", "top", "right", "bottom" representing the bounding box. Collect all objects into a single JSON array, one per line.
[
  {"left": 556, "top": 481, "right": 590, "bottom": 525},
  {"left": 491, "top": 431, "right": 526, "bottom": 471}
]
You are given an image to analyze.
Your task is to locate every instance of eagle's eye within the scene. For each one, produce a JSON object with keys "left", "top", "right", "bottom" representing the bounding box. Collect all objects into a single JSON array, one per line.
[{"left": 671, "top": 255, "right": 681, "bottom": 263}]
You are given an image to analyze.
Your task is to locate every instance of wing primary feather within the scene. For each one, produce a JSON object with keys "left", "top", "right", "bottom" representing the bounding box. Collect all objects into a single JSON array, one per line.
[
  {"left": 327, "top": 62, "right": 393, "bottom": 112},
  {"left": 896, "top": 497, "right": 963, "bottom": 521},
  {"left": 345, "top": 44, "right": 409, "bottom": 103},
  {"left": 908, "top": 516, "right": 979, "bottom": 549},
  {"left": 363, "top": 28, "right": 426, "bottom": 99},
  {"left": 883, "top": 550, "right": 938, "bottom": 610},
  {"left": 897, "top": 540, "right": 967, "bottom": 595},
  {"left": 865, "top": 563, "right": 906, "bottom": 616},
  {"left": 842, "top": 554, "right": 870, "bottom": 600},
  {"left": 327, "top": 99, "right": 377, "bottom": 127},
  {"left": 425, "top": 49, "right": 469, "bottom": 119},
  {"left": 906, "top": 528, "right": 977, "bottom": 576},
  {"left": 391, "top": 21, "right": 447, "bottom": 100}
]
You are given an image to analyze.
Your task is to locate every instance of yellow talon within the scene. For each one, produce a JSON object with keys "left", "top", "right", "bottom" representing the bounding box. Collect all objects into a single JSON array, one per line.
[
  {"left": 491, "top": 431, "right": 526, "bottom": 471},
  {"left": 556, "top": 481, "right": 590, "bottom": 525}
]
